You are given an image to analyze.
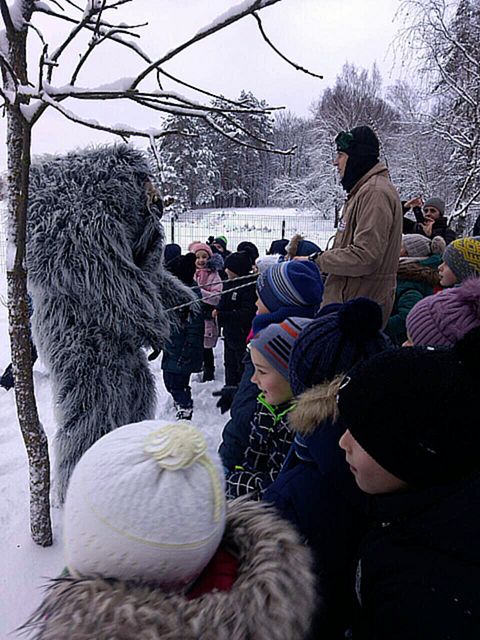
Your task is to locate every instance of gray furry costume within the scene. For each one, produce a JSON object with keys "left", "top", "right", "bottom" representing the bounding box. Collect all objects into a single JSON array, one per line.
[
  {"left": 26, "top": 144, "right": 195, "bottom": 501},
  {"left": 23, "top": 499, "right": 317, "bottom": 640}
]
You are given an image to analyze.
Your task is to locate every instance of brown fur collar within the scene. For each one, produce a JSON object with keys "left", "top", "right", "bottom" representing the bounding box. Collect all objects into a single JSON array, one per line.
[
  {"left": 286, "top": 233, "right": 304, "bottom": 260},
  {"left": 23, "top": 500, "right": 317, "bottom": 640},
  {"left": 397, "top": 260, "right": 440, "bottom": 287},
  {"left": 289, "top": 376, "right": 345, "bottom": 435}
]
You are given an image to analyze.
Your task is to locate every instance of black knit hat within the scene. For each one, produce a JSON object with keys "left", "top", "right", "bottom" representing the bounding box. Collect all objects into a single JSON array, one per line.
[
  {"left": 337, "top": 328, "right": 480, "bottom": 488},
  {"left": 167, "top": 252, "right": 196, "bottom": 285},
  {"left": 335, "top": 125, "right": 380, "bottom": 158},
  {"left": 289, "top": 298, "right": 389, "bottom": 396},
  {"left": 237, "top": 241, "right": 259, "bottom": 263},
  {"left": 336, "top": 126, "right": 380, "bottom": 193},
  {"left": 224, "top": 251, "right": 252, "bottom": 277}
]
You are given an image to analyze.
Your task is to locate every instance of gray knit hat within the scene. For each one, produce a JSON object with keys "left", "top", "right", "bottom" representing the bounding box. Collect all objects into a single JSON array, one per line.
[
  {"left": 423, "top": 197, "right": 445, "bottom": 217},
  {"left": 250, "top": 317, "right": 313, "bottom": 379},
  {"left": 402, "top": 234, "right": 445, "bottom": 258}
]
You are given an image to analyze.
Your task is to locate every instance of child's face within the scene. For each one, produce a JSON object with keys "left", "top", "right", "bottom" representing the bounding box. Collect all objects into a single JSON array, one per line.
[
  {"left": 399, "top": 243, "right": 408, "bottom": 258},
  {"left": 225, "top": 268, "right": 237, "bottom": 280},
  {"left": 250, "top": 348, "right": 292, "bottom": 405},
  {"left": 195, "top": 250, "right": 209, "bottom": 269},
  {"left": 438, "top": 261, "right": 457, "bottom": 287},
  {"left": 402, "top": 334, "right": 414, "bottom": 347},
  {"left": 339, "top": 429, "right": 408, "bottom": 494},
  {"left": 255, "top": 295, "right": 270, "bottom": 315}
]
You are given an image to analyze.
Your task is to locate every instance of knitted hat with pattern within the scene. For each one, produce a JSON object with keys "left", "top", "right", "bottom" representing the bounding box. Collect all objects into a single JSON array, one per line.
[
  {"left": 250, "top": 317, "right": 313, "bottom": 379},
  {"left": 443, "top": 236, "right": 480, "bottom": 283},
  {"left": 406, "top": 277, "right": 480, "bottom": 347},
  {"left": 256, "top": 261, "right": 323, "bottom": 312},
  {"left": 289, "top": 298, "right": 389, "bottom": 395},
  {"left": 64, "top": 420, "right": 226, "bottom": 589},
  {"left": 337, "top": 328, "right": 480, "bottom": 487}
]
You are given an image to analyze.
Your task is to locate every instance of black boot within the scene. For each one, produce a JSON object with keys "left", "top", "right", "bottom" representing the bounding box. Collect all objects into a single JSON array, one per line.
[{"left": 202, "top": 367, "right": 215, "bottom": 382}]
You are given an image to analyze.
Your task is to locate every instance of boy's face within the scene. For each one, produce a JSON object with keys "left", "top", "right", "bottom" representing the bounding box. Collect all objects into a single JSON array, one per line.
[
  {"left": 438, "top": 261, "right": 457, "bottom": 287},
  {"left": 250, "top": 348, "right": 292, "bottom": 405},
  {"left": 255, "top": 295, "right": 270, "bottom": 315},
  {"left": 339, "top": 429, "right": 408, "bottom": 494},
  {"left": 195, "top": 250, "right": 209, "bottom": 269}
]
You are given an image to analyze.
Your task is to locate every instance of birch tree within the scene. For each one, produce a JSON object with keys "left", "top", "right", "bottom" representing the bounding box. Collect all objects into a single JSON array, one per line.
[{"left": 0, "top": 0, "right": 318, "bottom": 545}]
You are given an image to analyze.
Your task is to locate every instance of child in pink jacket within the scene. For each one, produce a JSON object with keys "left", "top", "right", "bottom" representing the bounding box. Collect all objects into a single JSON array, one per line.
[{"left": 189, "top": 241, "right": 224, "bottom": 381}]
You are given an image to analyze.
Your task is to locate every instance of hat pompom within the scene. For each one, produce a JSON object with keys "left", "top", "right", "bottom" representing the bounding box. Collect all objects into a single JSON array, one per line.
[
  {"left": 337, "top": 298, "right": 383, "bottom": 340},
  {"left": 431, "top": 235, "right": 446, "bottom": 256}
]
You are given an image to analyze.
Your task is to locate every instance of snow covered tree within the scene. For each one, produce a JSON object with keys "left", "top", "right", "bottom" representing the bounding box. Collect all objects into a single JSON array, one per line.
[
  {"left": 397, "top": 0, "right": 480, "bottom": 222},
  {"left": 0, "top": 0, "right": 309, "bottom": 546}
]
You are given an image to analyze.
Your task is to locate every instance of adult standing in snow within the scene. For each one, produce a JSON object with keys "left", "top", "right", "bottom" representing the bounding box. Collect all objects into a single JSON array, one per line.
[
  {"left": 26, "top": 145, "right": 195, "bottom": 501},
  {"left": 302, "top": 126, "right": 402, "bottom": 328}
]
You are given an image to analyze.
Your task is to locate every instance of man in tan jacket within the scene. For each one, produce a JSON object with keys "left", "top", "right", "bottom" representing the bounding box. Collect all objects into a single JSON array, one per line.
[{"left": 307, "top": 126, "right": 402, "bottom": 327}]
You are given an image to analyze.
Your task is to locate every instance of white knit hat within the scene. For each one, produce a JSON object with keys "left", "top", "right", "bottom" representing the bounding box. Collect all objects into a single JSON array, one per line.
[{"left": 64, "top": 420, "right": 226, "bottom": 590}]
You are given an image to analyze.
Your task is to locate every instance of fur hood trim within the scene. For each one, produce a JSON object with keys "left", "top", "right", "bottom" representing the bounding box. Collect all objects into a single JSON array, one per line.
[
  {"left": 23, "top": 500, "right": 317, "bottom": 640},
  {"left": 286, "top": 233, "right": 304, "bottom": 260},
  {"left": 397, "top": 260, "right": 440, "bottom": 287},
  {"left": 289, "top": 376, "right": 345, "bottom": 435}
]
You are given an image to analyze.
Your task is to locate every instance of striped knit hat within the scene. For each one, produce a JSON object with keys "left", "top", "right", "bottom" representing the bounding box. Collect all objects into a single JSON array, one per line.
[
  {"left": 256, "top": 261, "right": 324, "bottom": 312},
  {"left": 250, "top": 317, "right": 313, "bottom": 379},
  {"left": 443, "top": 236, "right": 480, "bottom": 283}
]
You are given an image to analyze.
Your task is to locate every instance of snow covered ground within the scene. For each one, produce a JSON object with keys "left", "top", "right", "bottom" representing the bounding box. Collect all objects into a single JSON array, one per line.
[{"left": 0, "top": 207, "right": 333, "bottom": 635}]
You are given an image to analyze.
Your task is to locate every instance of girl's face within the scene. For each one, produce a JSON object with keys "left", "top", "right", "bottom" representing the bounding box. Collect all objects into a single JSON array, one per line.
[
  {"left": 438, "top": 261, "right": 457, "bottom": 287},
  {"left": 255, "top": 296, "right": 270, "bottom": 315},
  {"left": 339, "top": 429, "right": 409, "bottom": 494},
  {"left": 195, "top": 250, "right": 210, "bottom": 269},
  {"left": 250, "top": 348, "right": 292, "bottom": 406}
]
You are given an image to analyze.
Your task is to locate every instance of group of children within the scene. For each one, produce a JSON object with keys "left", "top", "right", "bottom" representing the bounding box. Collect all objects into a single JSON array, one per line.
[{"left": 24, "top": 227, "right": 480, "bottom": 639}]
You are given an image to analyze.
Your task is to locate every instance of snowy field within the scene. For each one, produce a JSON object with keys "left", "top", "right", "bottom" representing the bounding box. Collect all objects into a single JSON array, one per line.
[{"left": 0, "top": 207, "right": 334, "bottom": 635}]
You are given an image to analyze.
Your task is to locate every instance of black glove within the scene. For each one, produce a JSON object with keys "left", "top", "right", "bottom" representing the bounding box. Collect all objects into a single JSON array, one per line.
[{"left": 212, "top": 385, "right": 238, "bottom": 414}]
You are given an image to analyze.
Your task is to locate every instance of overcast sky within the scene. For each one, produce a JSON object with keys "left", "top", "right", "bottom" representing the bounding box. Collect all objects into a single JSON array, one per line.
[{"left": 0, "top": 0, "right": 402, "bottom": 170}]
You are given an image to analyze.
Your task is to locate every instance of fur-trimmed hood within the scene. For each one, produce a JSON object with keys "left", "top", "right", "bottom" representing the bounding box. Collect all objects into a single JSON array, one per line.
[
  {"left": 23, "top": 500, "right": 317, "bottom": 640},
  {"left": 289, "top": 377, "right": 344, "bottom": 436},
  {"left": 286, "top": 234, "right": 321, "bottom": 260},
  {"left": 397, "top": 256, "right": 442, "bottom": 287}
]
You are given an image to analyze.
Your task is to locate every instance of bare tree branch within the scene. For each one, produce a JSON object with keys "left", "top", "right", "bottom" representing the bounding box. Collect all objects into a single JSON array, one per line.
[
  {"left": 130, "top": 0, "right": 281, "bottom": 90},
  {"left": 252, "top": 12, "right": 323, "bottom": 79}
]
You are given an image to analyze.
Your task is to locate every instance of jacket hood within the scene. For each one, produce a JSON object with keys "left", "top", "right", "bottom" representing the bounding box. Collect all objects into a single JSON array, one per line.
[
  {"left": 289, "top": 377, "right": 344, "bottom": 435},
  {"left": 23, "top": 500, "right": 316, "bottom": 640}
]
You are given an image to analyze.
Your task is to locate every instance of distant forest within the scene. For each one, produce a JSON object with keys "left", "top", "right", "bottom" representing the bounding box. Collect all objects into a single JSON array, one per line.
[{"left": 153, "top": 0, "right": 480, "bottom": 232}]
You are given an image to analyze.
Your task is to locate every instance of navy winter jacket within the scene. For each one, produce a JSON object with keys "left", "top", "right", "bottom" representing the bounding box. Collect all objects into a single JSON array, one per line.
[
  {"left": 161, "top": 289, "right": 204, "bottom": 375},
  {"left": 264, "top": 392, "right": 369, "bottom": 639}
]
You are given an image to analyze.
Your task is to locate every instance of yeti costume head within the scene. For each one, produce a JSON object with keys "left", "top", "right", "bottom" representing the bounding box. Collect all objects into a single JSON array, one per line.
[{"left": 27, "top": 144, "right": 195, "bottom": 501}]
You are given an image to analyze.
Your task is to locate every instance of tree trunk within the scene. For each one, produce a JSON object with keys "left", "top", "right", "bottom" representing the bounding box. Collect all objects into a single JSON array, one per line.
[{"left": 3, "top": 0, "right": 53, "bottom": 546}]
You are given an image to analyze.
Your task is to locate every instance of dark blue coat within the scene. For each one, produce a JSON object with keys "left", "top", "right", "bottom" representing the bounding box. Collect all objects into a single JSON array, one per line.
[
  {"left": 161, "top": 290, "right": 204, "bottom": 375},
  {"left": 218, "top": 355, "right": 258, "bottom": 470},
  {"left": 264, "top": 406, "right": 369, "bottom": 640},
  {"left": 353, "top": 473, "right": 480, "bottom": 640}
]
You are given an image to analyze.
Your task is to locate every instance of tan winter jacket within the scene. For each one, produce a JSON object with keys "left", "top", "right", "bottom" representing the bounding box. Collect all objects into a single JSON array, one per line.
[{"left": 317, "top": 162, "right": 402, "bottom": 327}]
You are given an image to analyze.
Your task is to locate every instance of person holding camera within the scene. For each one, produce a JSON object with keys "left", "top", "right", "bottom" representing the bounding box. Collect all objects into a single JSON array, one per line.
[{"left": 403, "top": 196, "right": 456, "bottom": 244}]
